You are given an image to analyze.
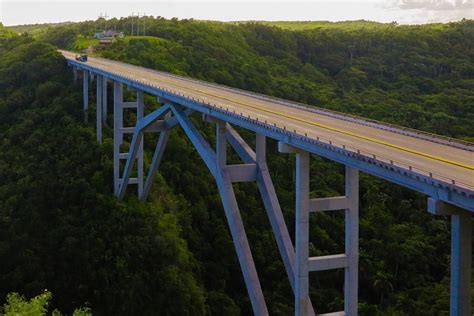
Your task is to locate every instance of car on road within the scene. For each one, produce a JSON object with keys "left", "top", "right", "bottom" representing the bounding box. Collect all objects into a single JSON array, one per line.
[{"left": 75, "top": 54, "right": 88, "bottom": 62}]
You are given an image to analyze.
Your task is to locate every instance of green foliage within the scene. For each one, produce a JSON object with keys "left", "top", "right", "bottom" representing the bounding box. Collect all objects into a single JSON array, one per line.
[
  {"left": 3, "top": 291, "right": 51, "bottom": 315},
  {"left": 69, "top": 34, "right": 99, "bottom": 51},
  {"left": 0, "top": 25, "right": 205, "bottom": 315},
  {"left": 2, "top": 291, "right": 91, "bottom": 316}
]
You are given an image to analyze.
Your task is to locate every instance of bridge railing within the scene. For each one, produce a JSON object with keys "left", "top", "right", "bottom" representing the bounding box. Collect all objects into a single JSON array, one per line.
[{"left": 72, "top": 63, "right": 474, "bottom": 195}]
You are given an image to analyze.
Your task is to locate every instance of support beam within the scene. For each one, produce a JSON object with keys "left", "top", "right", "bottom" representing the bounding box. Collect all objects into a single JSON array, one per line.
[
  {"left": 102, "top": 77, "right": 107, "bottom": 124},
  {"left": 226, "top": 124, "right": 256, "bottom": 164},
  {"left": 427, "top": 198, "right": 472, "bottom": 315},
  {"left": 225, "top": 164, "right": 257, "bottom": 182},
  {"left": 310, "top": 196, "right": 350, "bottom": 212},
  {"left": 83, "top": 70, "right": 89, "bottom": 123},
  {"left": 295, "top": 150, "right": 311, "bottom": 316},
  {"left": 73, "top": 67, "right": 77, "bottom": 84},
  {"left": 450, "top": 211, "right": 472, "bottom": 316},
  {"left": 113, "top": 81, "right": 123, "bottom": 195},
  {"left": 171, "top": 107, "right": 218, "bottom": 178},
  {"left": 117, "top": 104, "right": 171, "bottom": 199},
  {"left": 172, "top": 107, "right": 268, "bottom": 315},
  {"left": 308, "top": 254, "right": 349, "bottom": 272},
  {"left": 344, "top": 166, "right": 359, "bottom": 316},
  {"left": 96, "top": 75, "right": 103, "bottom": 144},
  {"left": 137, "top": 91, "right": 145, "bottom": 197},
  {"left": 216, "top": 120, "right": 227, "bottom": 168},
  {"left": 141, "top": 121, "right": 171, "bottom": 200},
  {"left": 228, "top": 130, "right": 315, "bottom": 315},
  {"left": 140, "top": 109, "right": 194, "bottom": 201}
]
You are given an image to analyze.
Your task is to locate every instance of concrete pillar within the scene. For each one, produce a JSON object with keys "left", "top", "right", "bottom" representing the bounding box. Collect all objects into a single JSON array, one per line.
[
  {"left": 295, "top": 151, "right": 310, "bottom": 316},
  {"left": 216, "top": 120, "right": 227, "bottom": 168},
  {"left": 450, "top": 211, "right": 472, "bottom": 316},
  {"left": 137, "top": 91, "right": 145, "bottom": 197},
  {"left": 96, "top": 76, "right": 103, "bottom": 144},
  {"left": 256, "top": 133, "right": 266, "bottom": 163},
  {"left": 83, "top": 70, "right": 89, "bottom": 123},
  {"left": 113, "top": 81, "right": 123, "bottom": 195},
  {"left": 73, "top": 67, "right": 77, "bottom": 84},
  {"left": 345, "top": 166, "right": 359, "bottom": 315},
  {"left": 102, "top": 77, "right": 107, "bottom": 124}
]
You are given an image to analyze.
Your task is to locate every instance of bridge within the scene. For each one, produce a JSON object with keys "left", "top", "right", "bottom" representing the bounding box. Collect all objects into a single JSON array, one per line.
[{"left": 61, "top": 50, "right": 473, "bottom": 316}]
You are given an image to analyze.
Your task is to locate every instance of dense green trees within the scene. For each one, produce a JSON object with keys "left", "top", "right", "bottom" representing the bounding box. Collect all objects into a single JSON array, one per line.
[
  {"left": 2, "top": 19, "right": 472, "bottom": 315},
  {"left": 0, "top": 28, "right": 205, "bottom": 315}
]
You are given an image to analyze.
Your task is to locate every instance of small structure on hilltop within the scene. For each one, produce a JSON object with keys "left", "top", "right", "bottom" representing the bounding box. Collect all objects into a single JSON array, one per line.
[{"left": 93, "top": 30, "right": 124, "bottom": 45}]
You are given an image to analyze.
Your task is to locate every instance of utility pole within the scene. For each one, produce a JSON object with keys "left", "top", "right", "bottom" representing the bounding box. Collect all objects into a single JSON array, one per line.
[
  {"left": 103, "top": 12, "right": 108, "bottom": 31},
  {"left": 131, "top": 12, "right": 134, "bottom": 36},
  {"left": 143, "top": 13, "right": 146, "bottom": 36},
  {"left": 137, "top": 12, "right": 140, "bottom": 36}
]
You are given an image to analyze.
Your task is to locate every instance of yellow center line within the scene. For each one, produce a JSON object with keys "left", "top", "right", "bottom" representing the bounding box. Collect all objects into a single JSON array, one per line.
[{"left": 81, "top": 56, "right": 474, "bottom": 171}]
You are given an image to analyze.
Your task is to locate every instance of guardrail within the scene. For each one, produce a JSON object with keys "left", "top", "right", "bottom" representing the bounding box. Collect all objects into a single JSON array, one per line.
[
  {"left": 68, "top": 60, "right": 474, "bottom": 195},
  {"left": 90, "top": 55, "right": 474, "bottom": 152}
]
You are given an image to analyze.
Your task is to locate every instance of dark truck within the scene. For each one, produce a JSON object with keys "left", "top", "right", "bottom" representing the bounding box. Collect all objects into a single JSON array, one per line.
[{"left": 75, "top": 54, "right": 88, "bottom": 62}]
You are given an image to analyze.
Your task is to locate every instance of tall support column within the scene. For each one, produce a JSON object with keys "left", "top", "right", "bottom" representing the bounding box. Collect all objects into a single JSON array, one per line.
[
  {"left": 73, "top": 67, "right": 78, "bottom": 84},
  {"left": 136, "top": 91, "right": 145, "bottom": 197},
  {"left": 450, "top": 211, "right": 472, "bottom": 316},
  {"left": 102, "top": 77, "right": 108, "bottom": 124},
  {"left": 295, "top": 151, "right": 310, "bottom": 316},
  {"left": 83, "top": 70, "right": 89, "bottom": 123},
  {"left": 113, "top": 81, "right": 123, "bottom": 195},
  {"left": 345, "top": 166, "right": 359, "bottom": 315},
  {"left": 172, "top": 109, "right": 268, "bottom": 315},
  {"left": 216, "top": 120, "right": 227, "bottom": 167},
  {"left": 96, "top": 76, "right": 103, "bottom": 144},
  {"left": 257, "top": 135, "right": 316, "bottom": 315}
]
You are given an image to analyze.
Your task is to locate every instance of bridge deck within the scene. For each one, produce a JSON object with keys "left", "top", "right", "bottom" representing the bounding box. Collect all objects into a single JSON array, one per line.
[{"left": 61, "top": 51, "right": 474, "bottom": 192}]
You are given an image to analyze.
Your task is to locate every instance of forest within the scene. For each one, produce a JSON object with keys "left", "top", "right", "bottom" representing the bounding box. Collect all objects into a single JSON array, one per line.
[{"left": 1, "top": 18, "right": 473, "bottom": 315}]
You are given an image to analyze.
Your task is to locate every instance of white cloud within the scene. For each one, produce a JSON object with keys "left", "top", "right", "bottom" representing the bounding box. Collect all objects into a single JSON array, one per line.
[{"left": 386, "top": 0, "right": 473, "bottom": 10}]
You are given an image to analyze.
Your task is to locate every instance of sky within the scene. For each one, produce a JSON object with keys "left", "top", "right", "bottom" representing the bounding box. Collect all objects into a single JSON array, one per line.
[{"left": 0, "top": 0, "right": 473, "bottom": 26}]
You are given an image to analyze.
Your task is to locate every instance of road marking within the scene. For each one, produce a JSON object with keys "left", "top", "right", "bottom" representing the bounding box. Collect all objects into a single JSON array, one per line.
[{"left": 71, "top": 56, "right": 474, "bottom": 171}]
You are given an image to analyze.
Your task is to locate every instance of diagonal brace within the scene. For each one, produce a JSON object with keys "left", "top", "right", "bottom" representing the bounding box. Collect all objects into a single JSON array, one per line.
[
  {"left": 172, "top": 108, "right": 268, "bottom": 315},
  {"left": 117, "top": 104, "right": 171, "bottom": 199}
]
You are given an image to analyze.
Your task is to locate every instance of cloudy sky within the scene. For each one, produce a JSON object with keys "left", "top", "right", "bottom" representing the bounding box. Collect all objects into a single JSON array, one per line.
[{"left": 0, "top": 0, "right": 473, "bottom": 26}]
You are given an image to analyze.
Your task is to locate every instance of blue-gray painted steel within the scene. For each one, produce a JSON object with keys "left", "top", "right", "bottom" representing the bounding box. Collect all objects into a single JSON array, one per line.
[
  {"left": 171, "top": 106, "right": 269, "bottom": 315},
  {"left": 118, "top": 104, "right": 171, "bottom": 199},
  {"left": 69, "top": 60, "right": 473, "bottom": 211},
  {"left": 450, "top": 211, "right": 472, "bottom": 316}
]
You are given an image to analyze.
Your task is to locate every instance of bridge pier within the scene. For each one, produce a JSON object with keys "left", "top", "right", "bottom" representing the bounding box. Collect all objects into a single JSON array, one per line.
[
  {"left": 279, "top": 143, "right": 359, "bottom": 316},
  {"left": 82, "top": 70, "right": 89, "bottom": 123},
  {"left": 96, "top": 75, "right": 103, "bottom": 143},
  {"left": 113, "top": 82, "right": 144, "bottom": 197},
  {"left": 73, "top": 66, "right": 77, "bottom": 84},
  {"left": 428, "top": 199, "right": 472, "bottom": 316},
  {"left": 102, "top": 77, "right": 108, "bottom": 124}
]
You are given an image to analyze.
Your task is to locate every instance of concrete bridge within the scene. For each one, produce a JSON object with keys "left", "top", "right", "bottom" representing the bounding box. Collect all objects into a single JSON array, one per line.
[{"left": 62, "top": 50, "right": 473, "bottom": 316}]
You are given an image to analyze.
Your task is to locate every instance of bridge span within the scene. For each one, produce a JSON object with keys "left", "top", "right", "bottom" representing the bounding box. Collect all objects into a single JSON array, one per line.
[{"left": 62, "top": 50, "right": 473, "bottom": 316}]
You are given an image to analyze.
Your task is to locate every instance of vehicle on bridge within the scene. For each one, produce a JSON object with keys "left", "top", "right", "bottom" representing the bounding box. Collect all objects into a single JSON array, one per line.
[{"left": 75, "top": 54, "right": 88, "bottom": 62}]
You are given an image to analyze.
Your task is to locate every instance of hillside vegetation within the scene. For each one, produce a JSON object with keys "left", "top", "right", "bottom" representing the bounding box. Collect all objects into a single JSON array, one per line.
[{"left": 1, "top": 19, "right": 473, "bottom": 315}]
